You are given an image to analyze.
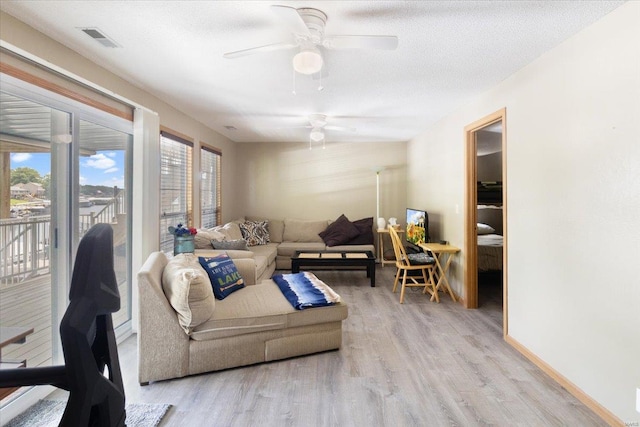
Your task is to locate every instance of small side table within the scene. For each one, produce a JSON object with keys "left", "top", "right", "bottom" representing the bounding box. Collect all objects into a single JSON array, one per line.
[
  {"left": 419, "top": 243, "right": 460, "bottom": 302},
  {"left": 377, "top": 228, "right": 404, "bottom": 267}
]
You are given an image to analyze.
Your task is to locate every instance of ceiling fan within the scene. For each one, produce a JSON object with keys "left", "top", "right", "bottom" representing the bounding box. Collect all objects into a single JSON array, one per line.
[
  {"left": 284, "top": 114, "right": 356, "bottom": 148},
  {"left": 223, "top": 5, "right": 398, "bottom": 75}
]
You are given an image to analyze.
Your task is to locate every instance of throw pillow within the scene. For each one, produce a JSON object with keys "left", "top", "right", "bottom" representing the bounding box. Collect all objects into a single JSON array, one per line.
[
  {"left": 211, "top": 239, "right": 249, "bottom": 251},
  {"left": 407, "top": 252, "right": 436, "bottom": 265},
  {"left": 319, "top": 214, "right": 360, "bottom": 247},
  {"left": 477, "top": 223, "right": 496, "bottom": 235},
  {"left": 346, "top": 217, "right": 374, "bottom": 245},
  {"left": 239, "top": 220, "right": 270, "bottom": 246},
  {"left": 199, "top": 254, "right": 245, "bottom": 300},
  {"left": 161, "top": 254, "right": 215, "bottom": 334},
  {"left": 194, "top": 228, "right": 226, "bottom": 249},
  {"left": 212, "top": 222, "right": 244, "bottom": 241}
]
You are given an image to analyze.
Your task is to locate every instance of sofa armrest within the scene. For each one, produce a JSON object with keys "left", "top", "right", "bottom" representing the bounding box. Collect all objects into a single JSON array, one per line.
[
  {"left": 233, "top": 257, "right": 259, "bottom": 286},
  {"left": 137, "top": 252, "right": 190, "bottom": 384},
  {"left": 194, "top": 249, "right": 258, "bottom": 285}
]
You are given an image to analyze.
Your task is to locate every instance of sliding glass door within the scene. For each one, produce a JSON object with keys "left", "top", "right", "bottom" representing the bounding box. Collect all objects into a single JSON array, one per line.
[{"left": 0, "top": 73, "right": 133, "bottom": 406}]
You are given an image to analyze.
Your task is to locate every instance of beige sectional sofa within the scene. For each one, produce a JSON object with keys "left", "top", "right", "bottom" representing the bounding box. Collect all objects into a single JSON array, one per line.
[
  {"left": 137, "top": 251, "right": 348, "bottom": 385},
  {"left": 193, "top": 216, "right": 376, "bottom": 285}
]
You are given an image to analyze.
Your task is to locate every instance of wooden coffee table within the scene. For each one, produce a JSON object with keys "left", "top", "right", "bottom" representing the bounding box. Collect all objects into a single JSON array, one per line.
[{"left": 291, "top": 250, "right": 376, "bottom": 287}]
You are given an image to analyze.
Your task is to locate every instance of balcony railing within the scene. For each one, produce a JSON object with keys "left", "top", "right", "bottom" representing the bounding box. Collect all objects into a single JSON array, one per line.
[
  {"left": 0, "top": 190, "right": 129, "bottom": 395},
  {"left": 0, "top": 216, "right": 50, "bottom": 286},
  {"left": 1, "top": 189, "right": 126, "bottom": 286}
]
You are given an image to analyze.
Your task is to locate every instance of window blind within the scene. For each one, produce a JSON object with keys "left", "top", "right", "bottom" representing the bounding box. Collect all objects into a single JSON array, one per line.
[
  {"left": 200, "top": 145, "right": 221, "bottom": 228},
  {"left": 159, "top": 131, "right": 193, "bottom": 253}
]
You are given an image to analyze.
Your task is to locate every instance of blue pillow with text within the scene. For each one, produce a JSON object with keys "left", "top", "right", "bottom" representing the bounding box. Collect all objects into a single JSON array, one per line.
[{"left": 198, "top": 254, "right": 245, "bottom": 300}]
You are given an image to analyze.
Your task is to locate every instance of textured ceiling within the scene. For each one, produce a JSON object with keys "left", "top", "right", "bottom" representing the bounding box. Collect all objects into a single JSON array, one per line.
[{"left": 0, "top": 1, "right": 625, "bottom": 145}]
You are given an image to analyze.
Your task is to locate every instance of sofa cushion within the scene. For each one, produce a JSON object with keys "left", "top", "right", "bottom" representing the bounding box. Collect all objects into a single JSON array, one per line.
[
  {"left": 247, "top": 217, "right": 285, "bottom": 243},
  {"left": 239, "top": 220, "right": 270, "bottom": 246},
  {"left": 267, "top": 219, "right": 284, "bottom": 243},
  {"left": 248, "top": 242, "right": 278, "bottom": 265},
  {"left": 319, "top": 214, "right": 361, "bottom": 247},
  {"left": 283, "top": 219, "right": 328, "bottom": 243},
  {"left": 212, "top": 239, "right": 248, "bottom": 251},
  {"left": 277, "top": 242, "right": 327, "bottom": 257},
  {"left": 199, "top": 254, "right": 245, "bottom": 300},
  {"left": 194, "top": 228, "right": 226, "bottom": 249},
  {"left": 190, "top": 280, "right": 347, "bottom": 341},
  {"left": 161, "top": 254, "right": 215, "bottom": 334},
  {"left": 213, "top": 222, "right": 244, "bottom": 241},
  {"left": 346, "top": 217, "right": 374, "bottom": 245},
  {"left": 328, "top": 244, "right": 375, "bottom": 253}
]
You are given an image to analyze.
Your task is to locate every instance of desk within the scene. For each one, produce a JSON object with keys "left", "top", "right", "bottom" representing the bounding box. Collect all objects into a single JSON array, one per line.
[
  {"left": 377, "top": 228, "right": 404, "bottom": 267},
  {"left": 419, "top": 243, "right": 460, "bottom": 302},
  {"left": 0, "top": 326, "right": 34, "bottom": 400}
]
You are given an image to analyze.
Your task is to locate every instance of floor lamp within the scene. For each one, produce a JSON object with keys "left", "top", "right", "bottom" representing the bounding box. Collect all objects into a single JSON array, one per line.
[{"left": 375, "top": 168, "right": 386, "bottom": 230}]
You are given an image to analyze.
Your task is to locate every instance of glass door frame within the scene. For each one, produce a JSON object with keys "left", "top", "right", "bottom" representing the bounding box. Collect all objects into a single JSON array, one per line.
[{"left": 0, "top": 73, "right": 134, "bottom": 360}]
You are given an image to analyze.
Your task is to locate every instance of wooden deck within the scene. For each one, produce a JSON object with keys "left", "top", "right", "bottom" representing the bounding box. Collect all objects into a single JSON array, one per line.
[
  {"left": 0, "top": 275, "right": 52, "bottom": 369},
  {"left": 0, "top": 273, "right": 130, "bottom": 403}
]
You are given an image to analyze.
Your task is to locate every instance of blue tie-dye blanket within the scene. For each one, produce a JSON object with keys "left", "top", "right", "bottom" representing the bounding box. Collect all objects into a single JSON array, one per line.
[{"left": 272, "top": 272, "right": 342, "bottom": 310}]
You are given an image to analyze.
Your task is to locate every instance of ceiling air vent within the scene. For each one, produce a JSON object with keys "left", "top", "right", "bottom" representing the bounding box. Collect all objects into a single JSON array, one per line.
[{"left": 79, "top": 28, "right": 120, "bottom": 48}]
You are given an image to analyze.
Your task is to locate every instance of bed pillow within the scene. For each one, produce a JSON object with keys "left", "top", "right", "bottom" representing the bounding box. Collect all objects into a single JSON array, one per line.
[
  {"left": 211, "top": 239, "right": 249, "bottom": 251},
  {"left": 477, "top": 223, "right": 496, "bottom": 235},
  {"left": 239, "top": 220, "right": 270, "bottom": 246},
  {"left": 199, "top": 254, "right": 245, "bottom": 300},
  {"left": 162, "top": 254, "right": 215, "bottom": 334},
  {"left": 319, "top": 214, "right": 360, "bottom": 247}
]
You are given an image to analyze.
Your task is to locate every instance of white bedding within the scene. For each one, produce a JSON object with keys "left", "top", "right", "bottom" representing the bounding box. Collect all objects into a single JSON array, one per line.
[{"left": 478, "top": 233, "right": 503, "bottom": 271}]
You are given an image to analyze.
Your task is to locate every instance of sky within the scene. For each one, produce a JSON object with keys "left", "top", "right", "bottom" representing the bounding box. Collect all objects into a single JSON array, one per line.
[{"left": 11, "top": 151, "right": 126, "bottom": 188}]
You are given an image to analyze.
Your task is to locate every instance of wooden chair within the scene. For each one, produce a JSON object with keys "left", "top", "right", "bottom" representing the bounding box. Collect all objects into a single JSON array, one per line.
[{"left": 388, "top": 226, "right": 438, "bottom": 304}]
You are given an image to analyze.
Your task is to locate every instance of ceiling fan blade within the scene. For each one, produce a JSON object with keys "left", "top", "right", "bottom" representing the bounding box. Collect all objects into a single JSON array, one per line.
[
  {"left": 323, "top": 35, "right": 398, "bottom": 50},
  {"left": 223, "top": 41, "right": 297, "bottom": 59},
  {"left": 270, "top": 5, "right": 311, "bottom": 36},
  {"left": 325, "top": 125, "right": 356, "bottom": 132}
]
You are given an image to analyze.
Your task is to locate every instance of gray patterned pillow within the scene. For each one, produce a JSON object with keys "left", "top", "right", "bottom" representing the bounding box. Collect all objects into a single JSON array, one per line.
[
  {"left": 211, "top": 239, "right": 248, "bottom": 251},
  {"left": 239, "top": 220, "right": 270, "bottom": 246}
]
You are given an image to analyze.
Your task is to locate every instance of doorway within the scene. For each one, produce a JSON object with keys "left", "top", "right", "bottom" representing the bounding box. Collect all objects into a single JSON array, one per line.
[{"left": 464, "top": 108, "right": 507, "bottom": 335}]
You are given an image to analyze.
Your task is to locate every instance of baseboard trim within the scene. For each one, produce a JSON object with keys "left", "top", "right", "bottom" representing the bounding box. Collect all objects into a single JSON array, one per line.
[{"left": 505, "top": 334, "right": 623, "bottom": 426}]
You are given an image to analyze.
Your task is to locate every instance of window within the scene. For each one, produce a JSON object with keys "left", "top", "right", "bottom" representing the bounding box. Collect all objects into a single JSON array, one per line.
[
  {"left": 159, "top": 131, "right": 192, "bottom": 253},
  {"left": 200, "top": 145, "right": 221, "bottom": 228}
]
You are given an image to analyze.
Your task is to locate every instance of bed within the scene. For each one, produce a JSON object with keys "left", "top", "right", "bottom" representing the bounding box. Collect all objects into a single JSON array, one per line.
[{"left": 477, "top": 205, "right": 503, "bottom": 272}]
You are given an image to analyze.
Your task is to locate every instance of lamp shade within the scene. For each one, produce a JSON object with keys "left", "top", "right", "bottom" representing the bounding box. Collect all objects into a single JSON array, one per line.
[
  {"left": 293, "top": 47, "right": 323, "bottom": 75},
  {"left": 309, "top": 128, "right": 324, "bottom": 142}
]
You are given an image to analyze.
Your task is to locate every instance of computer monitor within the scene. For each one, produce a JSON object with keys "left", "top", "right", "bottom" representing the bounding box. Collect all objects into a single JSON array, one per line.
[{"left": 405, "top": 208, "right": 429, "bottom": 251}]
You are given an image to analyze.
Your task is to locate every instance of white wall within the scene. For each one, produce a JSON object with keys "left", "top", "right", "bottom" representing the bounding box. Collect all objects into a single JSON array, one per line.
[
  {"left": 236, "top": 140, "right": 407, "bottom": 224},
  {"left": 407, "top": 2, "right": 640, "bottom": 422}
]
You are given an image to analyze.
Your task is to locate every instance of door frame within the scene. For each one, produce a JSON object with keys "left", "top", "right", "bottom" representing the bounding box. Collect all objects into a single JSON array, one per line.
[{"left": 463, "top": 108, "right": 507, "bottom": 335}]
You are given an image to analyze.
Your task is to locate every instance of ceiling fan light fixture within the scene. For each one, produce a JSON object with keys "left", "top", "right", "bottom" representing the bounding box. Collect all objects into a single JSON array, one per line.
[
  {"left": 310, "top": 128, "right": 325, "bottom": 142},
  {"left": 293, "top": 46, "right": 323, "bottom": 75}
]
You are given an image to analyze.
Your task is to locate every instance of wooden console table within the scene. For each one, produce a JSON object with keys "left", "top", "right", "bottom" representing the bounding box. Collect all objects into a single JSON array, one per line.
[
  {"left": 377, "top": 228, "right": 404, "bottom": 267},
  {"left": 0, "top": 326, "right": 34, "bottom": 400}
]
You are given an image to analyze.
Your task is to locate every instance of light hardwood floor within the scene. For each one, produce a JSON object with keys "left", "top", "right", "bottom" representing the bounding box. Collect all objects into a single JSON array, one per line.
[{"left": 54, "top": 267, "right": 605, "bottom": 426}]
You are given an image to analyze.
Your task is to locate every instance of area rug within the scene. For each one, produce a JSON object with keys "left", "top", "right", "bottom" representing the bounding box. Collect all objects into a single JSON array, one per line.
[{"left": 4, "top": 399, "right": 171, "bottom": 427}]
